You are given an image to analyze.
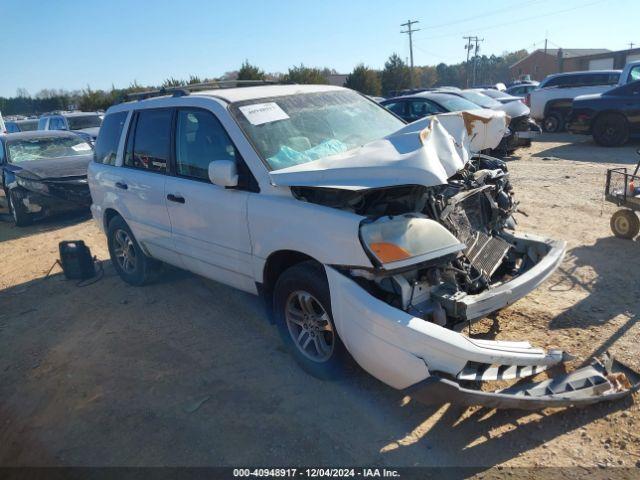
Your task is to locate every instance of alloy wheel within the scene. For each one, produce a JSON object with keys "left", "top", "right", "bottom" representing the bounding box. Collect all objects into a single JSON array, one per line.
[
  {"left": 284, "top": 290, "right": 335, "bottom": 362},
  {"left": 113, "top": 229, "right": 137, "bottom": 273}
]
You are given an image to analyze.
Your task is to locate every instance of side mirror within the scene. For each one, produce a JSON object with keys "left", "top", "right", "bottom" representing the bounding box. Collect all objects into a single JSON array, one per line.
[{"left": 208, "top": 160, "right": 238, "bottom": 187}]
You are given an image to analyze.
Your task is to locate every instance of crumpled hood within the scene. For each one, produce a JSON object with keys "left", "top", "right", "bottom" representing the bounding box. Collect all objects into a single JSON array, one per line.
[
  {"left": 74, "top": 126, "right": 100, "bottom": 139},
  {"left": 269, "top": 110, "right": 508, "bottom": 190},
  {"left": 14, "top": 154, "right": 92, "bottom": 180},
  {"left": 495, "top": 99, "right": 529, "bottom": 118}
]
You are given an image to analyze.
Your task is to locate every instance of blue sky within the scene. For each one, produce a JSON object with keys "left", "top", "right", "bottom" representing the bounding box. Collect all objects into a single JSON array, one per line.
[{"left": 2, "top": 0, "right": 637, "bottom": 97}]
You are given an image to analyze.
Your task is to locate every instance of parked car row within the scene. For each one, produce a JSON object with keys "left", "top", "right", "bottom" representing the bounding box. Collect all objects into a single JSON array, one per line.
[{"left": 380, "top": 87, "right": 540, "bottom": 155}]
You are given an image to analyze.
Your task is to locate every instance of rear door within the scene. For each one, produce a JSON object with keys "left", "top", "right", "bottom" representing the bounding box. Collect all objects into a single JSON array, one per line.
[
  {"left": 164, "top": 107, "right": 255, "bottom": 293},
  {"left": 117, "top": 108, "right": 179, "bottom": 264}
]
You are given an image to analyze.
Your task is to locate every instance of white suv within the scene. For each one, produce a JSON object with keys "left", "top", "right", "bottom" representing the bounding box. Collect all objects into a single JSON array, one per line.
[{"left": 88, "top": 83, "right": 637, "bottom": 409}]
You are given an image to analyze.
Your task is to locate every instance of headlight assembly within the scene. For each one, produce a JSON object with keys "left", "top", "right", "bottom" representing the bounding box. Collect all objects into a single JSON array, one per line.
[
  {"left": 16, "top": 176, "right": 49, "bottom": 195},
  {"left": 360, "top": 214, "right": 465, "bottom": 267}
]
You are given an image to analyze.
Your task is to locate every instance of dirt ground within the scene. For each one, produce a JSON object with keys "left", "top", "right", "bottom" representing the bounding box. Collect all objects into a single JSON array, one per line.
[{"left": 0, "top": 132, "right": 639, "bottom": 470}]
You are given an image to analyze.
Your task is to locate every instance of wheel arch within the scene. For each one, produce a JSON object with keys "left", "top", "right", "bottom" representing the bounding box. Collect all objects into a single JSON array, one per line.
[
  {"left": 103, "top": 207, "right": 121, "bottom": 231},
  {"left": 259, "top": 250, "right": 324, "bottom": 322},
  {"left": 543, "top": 98, "right": 573, "bottom": 117}
]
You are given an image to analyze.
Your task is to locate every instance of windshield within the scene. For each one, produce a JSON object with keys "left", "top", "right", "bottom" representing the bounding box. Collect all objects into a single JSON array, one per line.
[
  {"left": 67, "top": 114, "right": 102, "bottom": 130},
  {"left": 230, "top": 90, "right": 404, "bottom": 171},
  {"left": 435, "top": 95, "right": 482, "bottom": 112},
  {"left": 460, "top": 90, "right": 501, "bottom": 108},
  {"left": 7, "top": 136, "right": 92, "bottom": 163},
  {"left": 17, "top": 120, "right": 38, "bottom": 131}
]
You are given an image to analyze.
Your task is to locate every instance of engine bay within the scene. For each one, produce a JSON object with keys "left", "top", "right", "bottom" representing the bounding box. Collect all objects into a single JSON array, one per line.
[{"left": 291, "top": 155, "right": 547, "bottom": 328}]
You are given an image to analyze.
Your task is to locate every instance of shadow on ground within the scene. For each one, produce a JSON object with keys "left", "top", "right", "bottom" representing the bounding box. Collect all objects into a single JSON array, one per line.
[
  {"left": 0, "top": 211, "right": 91, "bottom": 243},
  {"left": 1, "top": 258, "right": 636, "bottom": 468}
]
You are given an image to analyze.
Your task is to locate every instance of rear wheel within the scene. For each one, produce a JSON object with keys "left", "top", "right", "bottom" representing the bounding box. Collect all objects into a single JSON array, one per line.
[
  {"left": 107, "top": 215, "right": 162, "bottom": 285},
  {"left": 542, "top": 111, "right": 564, "bottom": 133},
  {"left": 8, "top": 189, "right": 31, "bottom": 227},
  {"left": 593, "top": 113, "right": 629, "bottom": 147},
  {"left": 610, "top": 209, "right": 640, "bottom": 239},
  {"left": 273, "top": 261, "right": 349, "bottom": 379}
]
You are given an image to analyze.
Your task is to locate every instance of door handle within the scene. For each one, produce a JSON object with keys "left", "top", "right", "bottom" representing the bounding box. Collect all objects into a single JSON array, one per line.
[
  {"left": 167, "top": 193, "right": 185, "bottom": 204},
  {"left": 115, "top": 182, "right": 128, "bottom": 190}
]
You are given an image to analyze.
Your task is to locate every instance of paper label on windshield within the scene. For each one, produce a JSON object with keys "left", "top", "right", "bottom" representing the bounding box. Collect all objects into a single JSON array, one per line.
[
  {"left": 72, "top": 143, "right": 92, "bottom": 152},
  {"left": 239, "top": 102, "right": 289, "bottom": 126}
]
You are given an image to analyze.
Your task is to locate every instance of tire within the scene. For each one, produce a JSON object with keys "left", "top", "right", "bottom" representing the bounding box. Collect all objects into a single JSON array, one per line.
[
  {"left": 593, "top": 113, "right": 629, "bottom": 147},
  {"left": 8, "top": 189, "right": 31, "bottom": 227},
  {"left": 107, "top": 215, "right": 162, "bottom": 285},
  {"left": 542, "top": 111, "right": 564, "bottom": 133},
  {"left": 273, "top": 261, "right": 349, "bottom": 380},
  {"left": 610, "top": 209, "right": 640, "bottom": 239}
]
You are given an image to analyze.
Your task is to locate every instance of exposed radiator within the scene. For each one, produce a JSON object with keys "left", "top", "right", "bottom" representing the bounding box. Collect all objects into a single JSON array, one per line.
[
  {"left": 445, "top": 192, "right": 511, "bottom": 278},
  {"left": 464, "top": 231, "right": 511, "bottom": 277}
]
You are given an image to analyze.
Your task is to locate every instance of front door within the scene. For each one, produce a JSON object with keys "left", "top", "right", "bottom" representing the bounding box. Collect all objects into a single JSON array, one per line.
[{"left": 164, "top": 108, "right": 255, "bottom": 293}]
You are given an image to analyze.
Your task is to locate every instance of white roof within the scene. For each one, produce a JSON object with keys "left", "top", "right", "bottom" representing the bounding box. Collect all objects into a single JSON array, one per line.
[{"left": 193, "top": 84, "right": 344, "bottom": 103}]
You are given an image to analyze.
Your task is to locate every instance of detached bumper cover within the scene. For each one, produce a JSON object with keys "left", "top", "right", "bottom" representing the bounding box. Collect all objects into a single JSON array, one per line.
[{"left": 407, "top": 353, "right": 639, "bottom": 410}]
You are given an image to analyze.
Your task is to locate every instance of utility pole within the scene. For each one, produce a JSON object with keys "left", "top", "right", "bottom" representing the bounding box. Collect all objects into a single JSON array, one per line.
[
  {"left": 401, "top": 20, "right": 421, "bottom": 89},
  {"left": 463, "top": 36, "right": 484, "bottom": 87},
  {"left": 464, "top": 37, "right": 473, "bottom": 87},
  {"left": 544, "top": 38, "right": 548, "bottom": 54},
  {"left": 629, "top": 42, "right": 635, "bottom": 50}
]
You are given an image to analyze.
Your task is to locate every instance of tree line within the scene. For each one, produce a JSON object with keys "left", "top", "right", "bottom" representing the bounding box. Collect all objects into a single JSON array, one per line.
[{"left": 1, "top": 51, "right": 527, "bottom": 116}]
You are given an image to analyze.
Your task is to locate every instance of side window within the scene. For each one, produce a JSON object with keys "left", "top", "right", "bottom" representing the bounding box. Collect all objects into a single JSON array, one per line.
[
  {"left": 628, "top": 66, "right": 640, "bottom": 83},
  {"left": 409, "top": 100, "right": 441, "bottom": 117},
  {"left": 6, "top": 123, "right": 19, "bottom": 133},
  {"left": 94, "top": 111, "right": 128, "bottom": 165},
  {"left": 0, "top": 142, "right": 5, "bottom": 163},
  {"left": 175, "top": 109, "right": 236, "bottom": 181},
  {"left": 124, "top": 109, "right": 172, "bottom": 173},
  {"left": 383, "top": 101, "right": 406, "bottom": 116},
  {"left": 49, "top": 117, "right": 64, "bottom": 130},
  {"left": 38, "top": 117, "right": 47, "bottom": 130}
]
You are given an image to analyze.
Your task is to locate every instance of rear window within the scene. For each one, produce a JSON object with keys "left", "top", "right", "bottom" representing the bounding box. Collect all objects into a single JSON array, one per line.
[
  {"left": 67, "top": 114, "right": 102, "bottom": 130},
  {"left": 124, "top": 109, "right": 172, "bottom": 173},
  {"left": 17, "top": 120, "right": 38, "bottom": 131},
  {"left": 94, "top": 111, "right": 128, "bottom": 166}
]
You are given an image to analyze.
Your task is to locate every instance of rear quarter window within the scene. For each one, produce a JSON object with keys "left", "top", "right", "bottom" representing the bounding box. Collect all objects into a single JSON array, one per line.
[{"left": 94, "top": 111, "right": 128, "bottom": 165}]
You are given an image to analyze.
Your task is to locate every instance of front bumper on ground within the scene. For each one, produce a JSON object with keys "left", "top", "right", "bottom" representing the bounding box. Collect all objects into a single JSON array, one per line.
[
  {"left": 434, "top": 232, "right": 567, "bottom": 324},
  {"left": 326, "top": 266, "right": 639, "bottom": 409},
  {"left": 406, "top": 353, "right": 639, "bottom": 410}
]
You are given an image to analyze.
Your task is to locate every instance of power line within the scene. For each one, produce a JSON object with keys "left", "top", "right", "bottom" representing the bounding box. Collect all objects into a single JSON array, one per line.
[
  {"left": 420, "top": 0, "right": 544, "bottom": 31},
  {"left": 401, "top": 19, "right": 421, "bottom": 89},
  {"left": 414, "top": 0, "right": 606, "bottom": 42}
]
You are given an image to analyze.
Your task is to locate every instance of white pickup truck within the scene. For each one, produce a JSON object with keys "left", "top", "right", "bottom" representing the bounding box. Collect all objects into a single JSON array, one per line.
[{"left": 528, "top": 70, "right": 621, "bottom": 132}]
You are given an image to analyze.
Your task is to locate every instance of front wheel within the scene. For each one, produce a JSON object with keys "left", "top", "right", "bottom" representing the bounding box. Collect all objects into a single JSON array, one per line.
[
  {"left": 273, "top": 261, "right": 349, "bottom": 379},
  {"left": 610, "top": 209, "right": 640, "bottom": 239},
  {"left": 8, "top": 189, "right": 31, "bottom": 227},
  {"left": 543, "top": 111, "right": 564, "bottom": 133},
  {"left": 107, "top": 215, "right": 162, "bottom": 285},
  {"left": 593, "top": 113, "right": 629, "bottom": 147}
]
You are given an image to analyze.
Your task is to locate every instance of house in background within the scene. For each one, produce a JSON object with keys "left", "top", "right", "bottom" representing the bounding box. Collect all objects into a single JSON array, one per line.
[
  {"left": 509, "top": 46, "right": 640, "bottom": 82},
  {"left": 509, "top": 48, "right": 610, "bottom": 81}
]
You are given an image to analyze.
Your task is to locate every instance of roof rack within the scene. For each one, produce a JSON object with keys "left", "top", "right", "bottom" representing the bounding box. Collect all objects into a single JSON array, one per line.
[{"left": 122, "top": 80, "right": 282, "bottom": 102}]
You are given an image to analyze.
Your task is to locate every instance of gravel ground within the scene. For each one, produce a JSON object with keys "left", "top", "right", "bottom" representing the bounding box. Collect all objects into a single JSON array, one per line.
[{"left": 0, "top": 132, "right": 639, "bottom": 469}]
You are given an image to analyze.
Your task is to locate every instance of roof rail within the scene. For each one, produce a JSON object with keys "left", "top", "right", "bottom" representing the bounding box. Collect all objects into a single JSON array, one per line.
[{"left": 121, "top": 80, "right": 282, "bottom": 102}]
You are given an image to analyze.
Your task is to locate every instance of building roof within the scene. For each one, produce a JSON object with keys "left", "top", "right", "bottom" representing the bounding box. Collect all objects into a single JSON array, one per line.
[{"left": 510, "top": 48, "right": 611, "bottom": 68}]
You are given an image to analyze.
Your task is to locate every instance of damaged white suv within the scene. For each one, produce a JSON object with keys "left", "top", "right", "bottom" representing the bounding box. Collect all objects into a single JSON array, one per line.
[{"left": 89, "top": 84, "right": 638, "bottom": 409}]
